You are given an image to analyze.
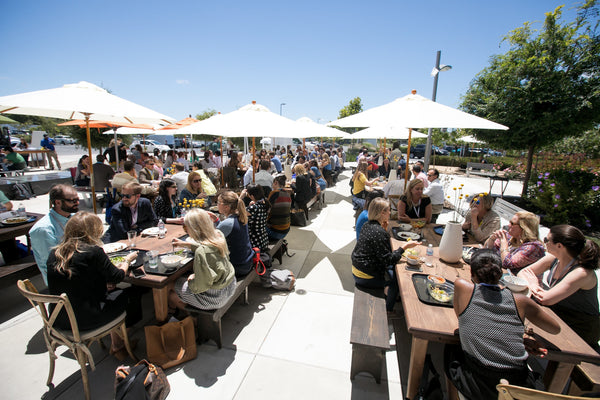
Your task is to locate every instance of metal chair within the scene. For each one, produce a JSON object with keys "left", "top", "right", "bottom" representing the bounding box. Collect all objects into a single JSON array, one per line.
[
  {"left": 17, "top": 279, "right": 137, "bottom": 400},
  {"left": 497, "top": 379, "right": 591, "bottom": 400}
]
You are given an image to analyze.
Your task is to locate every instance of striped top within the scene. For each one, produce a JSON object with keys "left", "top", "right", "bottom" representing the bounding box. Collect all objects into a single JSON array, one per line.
[
  {"left": 459, "top": 284, "right": 527, "bottom": 370},
  {"left": 267, "top": 189, "right": 291, "bottom": 234}
]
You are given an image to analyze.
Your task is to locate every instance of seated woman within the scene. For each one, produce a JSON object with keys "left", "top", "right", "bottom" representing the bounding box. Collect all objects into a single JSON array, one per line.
[
  {"left": 461, "top": 192, "right": 500, "bottom": 243},
  {"left": 46, "top": 212, "right": 139, "bottom": 358},
  {"left": 169, "top": 209, "right": 237, "bottom": 311},
  {"left": 398, "top": 179, "right": 432, "bottom": 224},
  {"left": 351, "top": 160, "right": 376, "bottom": 210},
  {"left": 351, "top": 198, "right": 420, "bottom": 311},
  {"left": 241, "top": 184, "right": 271, "bottom": 253},
  {"left": 179, "top": 170, "right": 210, "bottom": 206},
  {"left": 266, "top": 174, "right": 292, "bottom": 240},
  {"left": 308, "top": 159, "right": 327, "bottom": 192},
  {"left": 518, "top": 225, "right": 600, "bottom": 350},
  {"left": 321, "top": 151, "right": 333, "bottom": 186},
  {"left": 445, "top": 249, "right": 560, "bottom": 399},
  {"left": 355, "top": 190, "right": 384, "bottom": 240},
  {"left": 378, "top": 157, "right": 392, "bottom": 179},
  {"left": 484, "top": 211, "right": 545, "bottom": 274},
  {"left": 74, "top": 155, "right": 90, "bottom": 186},
  {"left": 153, "top": 178, "right": 183, "bottom": 224},
  {"left": 216, "top": 190, "right": 256, "bottom": 277},
  {"left": 291, "top": 164, "right": 314, "bottom": 221}
]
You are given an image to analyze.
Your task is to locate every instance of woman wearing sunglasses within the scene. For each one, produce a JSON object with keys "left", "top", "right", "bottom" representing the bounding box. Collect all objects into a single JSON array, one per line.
[
  {"left": 179, "top": 170, "right": 210, "bottom": 206},
  {"left": 518, "top": 224, "right": 600, "bottom": 350}
]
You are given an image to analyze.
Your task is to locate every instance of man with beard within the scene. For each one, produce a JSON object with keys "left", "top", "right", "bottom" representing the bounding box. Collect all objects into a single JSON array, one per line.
[
  {"left": 103, "top": 181, "right": 157, "bottom": 243},
  {"left": 30, "top": 184, "right": 79, "bottom": 284}
]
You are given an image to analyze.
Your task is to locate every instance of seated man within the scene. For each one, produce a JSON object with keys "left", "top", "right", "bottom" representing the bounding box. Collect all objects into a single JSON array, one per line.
[
  {"left": 266, "top": 174, "right": 291, "bottom": 240},
  {"left": 254, "top": 159, "right": 274, "bottom": 192},
  {"left": 2, "top": 146, "right": 27, "bottom": 170},
  {"left": 111, "top": 160, "right": 155, "bottom": 196},
  {"left": 92, "top": 154, "right": 115, "bottom": 191},
  {"left": 138, "top": 158, "right": 158, "bottom": 184},
  {"left": 30, "top": 184, "right": 79, "bottom": 283},
  {"left": 103, "top": 182, "right": 158, "bottom": 243},
  {"left": 424, "top": 168, "right": 444, "bottom": 223},
  {"left": 171, "top": 162, "right": 189, "bottom": 195}
]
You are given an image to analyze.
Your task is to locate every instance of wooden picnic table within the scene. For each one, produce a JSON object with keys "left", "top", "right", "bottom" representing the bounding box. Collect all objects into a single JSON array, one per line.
[
  {"left": 391, "top": 222, "right": 600, "bottom": 399},
  {"left": 116, "top": 223, "right": 191, "bottom": 322}
]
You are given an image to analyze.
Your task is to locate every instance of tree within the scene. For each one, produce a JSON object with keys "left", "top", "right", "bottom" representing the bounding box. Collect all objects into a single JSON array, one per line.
[
  {"left": 461, "top": 1, "right": 600, "bottom": 197},
  {"left": 338, "top": 97, "right": 363, "bottom": 119},
  {"left": 195, "top": 108, "right": 217, "bottom": 121}
]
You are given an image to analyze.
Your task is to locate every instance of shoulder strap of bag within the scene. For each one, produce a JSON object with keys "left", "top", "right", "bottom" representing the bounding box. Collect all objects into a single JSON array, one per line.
[
  {"left": 115, "top": 364, "right": 148, "bottom": 400},
  {"left": 252, "top": 247, "right": 266, "bottom": 275},
  {"left": 160, "top": 323, "right": 187, "bottom": 363}
]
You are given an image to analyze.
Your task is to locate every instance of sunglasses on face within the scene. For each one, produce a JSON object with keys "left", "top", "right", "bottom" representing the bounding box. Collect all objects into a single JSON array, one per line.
[
  {"left": 122, "top": 193, "right": 136, "bottom": 199},
  {"left": 193, "top": 179, "right": 202, "bottom": 183},
  {"left": 544, "top": 237, "right": 552, "bottom": 244},
  {"left": 62, "top": 197, "right": 80, "bottom": 203}
]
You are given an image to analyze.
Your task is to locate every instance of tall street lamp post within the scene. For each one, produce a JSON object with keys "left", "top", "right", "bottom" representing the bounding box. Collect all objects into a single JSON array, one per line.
[
  {"left": 424, "top": 50, "right": 452, "bottom": 169},
  {"left": 280, "top": 102, "right": 286, "bottom": 116}
]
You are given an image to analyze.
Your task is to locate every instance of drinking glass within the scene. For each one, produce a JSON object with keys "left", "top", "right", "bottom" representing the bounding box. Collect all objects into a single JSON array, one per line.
[
  {"left": 127, "top": 230, "right": 136, "bottom": 248},
  {"left": 147, "top": 250, "right": 159, "bottom": 269}
]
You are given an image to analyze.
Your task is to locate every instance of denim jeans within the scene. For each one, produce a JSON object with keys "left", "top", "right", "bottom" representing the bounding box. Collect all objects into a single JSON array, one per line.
[{"left": 353, "top": 267, "right": 399, "bottom": 311}]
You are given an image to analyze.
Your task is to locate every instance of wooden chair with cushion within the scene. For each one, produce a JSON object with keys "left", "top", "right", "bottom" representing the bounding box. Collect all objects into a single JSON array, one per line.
[
  {"left": 17, "top": 279, "right": 137, "bottom": 400},
  {"left": 497, "top": 379, "right": 591, "bottom": 400}
]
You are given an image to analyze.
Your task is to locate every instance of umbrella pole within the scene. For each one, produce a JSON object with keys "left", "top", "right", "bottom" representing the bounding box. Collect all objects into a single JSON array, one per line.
[
  {"left": 220, "top": 137, "right": 224, "bottom": 188},
  {"left": 114, "top": 130, "right": 119, "bottom": 171},
  {"left": 84, "top": 114, "right": 98, "bottom": 214},
  {"left": 252, "top": 137, "right": 256, "bottom": 183},
  {"left": 404, "top": 129, "right": 412, "bottom": 191}
]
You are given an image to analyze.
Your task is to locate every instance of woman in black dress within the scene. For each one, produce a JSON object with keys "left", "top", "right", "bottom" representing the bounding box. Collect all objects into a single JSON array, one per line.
[
  {"left": 153, "top": 178, "right": 184, "bottom": 224},
  {"left": 398, "top": 178, "right": 432, "bottom": 224},
  {"left": 46, "top": 212, "right": 138, "bottom": 356},
  {"left": 291, "top": 163, "right": 315, "bottom": 220}
]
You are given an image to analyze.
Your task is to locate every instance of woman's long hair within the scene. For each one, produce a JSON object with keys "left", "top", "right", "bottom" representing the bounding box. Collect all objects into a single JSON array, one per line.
[
  {"left": 510, "top": 211, "right": 540, "bottom": 246},
  {"left": 228, "top": 151, "right": 240, "bottom": 169},
  {"left": 550, "top": 225, "right": 600, "bottom": 270},
  {"left": 218, "top": 190, "right": 248, "bottom": 225},
  {"left": 184, "top": 209, "right": 229, "bottom": 257},
  {"left": 158, "top": 178, "right": 177, "bottom": 205},
  {"left": 353, "top": 160, "right": 368, "bottom": 182},
  {"left": 403, "top": 179, "right": 426, "bottom": 208},
  {"left": 53, "top": 212, "right": 104, "bottom": 278},
  {"left": 185, "top": 171, "right": 203, "bottom": 194}
]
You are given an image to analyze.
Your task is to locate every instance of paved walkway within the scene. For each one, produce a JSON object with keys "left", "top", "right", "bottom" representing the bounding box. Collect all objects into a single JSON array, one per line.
[{"left": 0, "top": 164, "right": 527, "bottom": 399}]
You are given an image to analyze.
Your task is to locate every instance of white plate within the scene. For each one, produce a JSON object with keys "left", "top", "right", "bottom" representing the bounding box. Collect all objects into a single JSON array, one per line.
[
  {"left": 397, "top": 231, "right": 421, "bottom": 241},
  {"left": 102, "top": 242, "right": 127, "bottom": 254},
  {"left": 397, "top": 223, "right": 412, "bottom": 231},
  {"left": 141, "top": 227, "right": 166, "bottom": 236}
]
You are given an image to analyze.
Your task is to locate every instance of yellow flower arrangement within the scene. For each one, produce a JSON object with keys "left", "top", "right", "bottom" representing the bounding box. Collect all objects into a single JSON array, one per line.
[
  {"left": 178, "top": 197, "right": 206, "bottom": 209},
  {"left": 447, "top": 184, "right": 468, "bottom": 222}
]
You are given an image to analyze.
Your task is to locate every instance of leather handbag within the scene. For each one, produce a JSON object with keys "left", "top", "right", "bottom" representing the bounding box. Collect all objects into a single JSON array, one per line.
[
  {"left": 114, "top": 359, "right": 170, "bottom": 400},
  {"left": 144, "top": 316, "right": 197, "bottom": 369},
  {"left": 290, "top": 209, "right": 307, "bottom": 227}
]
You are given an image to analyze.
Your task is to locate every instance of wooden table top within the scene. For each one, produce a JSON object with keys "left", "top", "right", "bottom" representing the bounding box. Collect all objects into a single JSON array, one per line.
[
  {"left": 0, "top": 212, "right": 43, "bottom": 242},
  {"left": 391, "top": 222, "right": 600, "bottom": 365},
  {"left": 118, "top": 223, "right": 192, "bottom": 289}
]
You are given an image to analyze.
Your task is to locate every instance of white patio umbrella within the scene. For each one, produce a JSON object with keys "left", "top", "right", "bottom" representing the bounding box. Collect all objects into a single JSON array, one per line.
[
  {"left": 328, "top": 90, "right": 508, "bottom": 183},
  {"left": 0, "top": 81, "right": 175, "bottom": 213},
  {"left": 342, "top": 126, "right": 428, "bottom": 140}
]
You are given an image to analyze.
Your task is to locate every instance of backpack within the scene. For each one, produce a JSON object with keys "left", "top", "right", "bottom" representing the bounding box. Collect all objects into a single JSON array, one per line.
[
  {"left": 9, "top": 183, "right": 32, "bottom": 200},
  {"left": 260, "top": 268, "right": 296, "bottom": 291}
]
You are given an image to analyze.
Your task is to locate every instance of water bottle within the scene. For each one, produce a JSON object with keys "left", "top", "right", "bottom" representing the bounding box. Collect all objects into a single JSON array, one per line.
[
  {"left": 425, "top": 244, "right": 434, "bottom": 267},
  {"left": 17, "top": 203, "right": 26, "bottom": 217},
  {"left": 158, "top": 219, "right": 165, "bottom": 239}
]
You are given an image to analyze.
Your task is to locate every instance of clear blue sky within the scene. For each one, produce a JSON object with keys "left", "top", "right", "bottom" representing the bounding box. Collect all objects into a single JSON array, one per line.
[{"left": 1, "top": 0, "right": 580, "bottom": 124}]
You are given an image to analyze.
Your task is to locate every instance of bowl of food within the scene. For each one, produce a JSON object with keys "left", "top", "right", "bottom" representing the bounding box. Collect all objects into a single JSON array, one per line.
[
  {"left": 160, "top": 254, "right": 183, "bottom": 269},
  {"left": 503, "top": 275, "right": 528, "bottom": 292},
  {"left": 427, "top": 281, "right": 454, "bottom": 303},
  {"left": 405, "top": 249, "right": 420, "bottom": 266},
  {"left": 427, "top": 275, "right": 446, "bottom": 285},
  {"left": 411, "top": 220, "right": 426, "bottom": 229}
]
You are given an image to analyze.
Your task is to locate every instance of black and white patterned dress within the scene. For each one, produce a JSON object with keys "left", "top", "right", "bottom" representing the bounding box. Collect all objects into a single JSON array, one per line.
[{"left": 247, "top": 199, "right": 269, "bottom": 252}]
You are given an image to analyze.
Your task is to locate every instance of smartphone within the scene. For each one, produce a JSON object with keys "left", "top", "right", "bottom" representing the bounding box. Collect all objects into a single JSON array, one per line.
[{"left": 131, "top": 267, "right": 146, "bottom": 278}]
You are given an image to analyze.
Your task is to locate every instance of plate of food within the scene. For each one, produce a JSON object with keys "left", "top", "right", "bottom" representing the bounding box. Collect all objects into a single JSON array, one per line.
[
  {"left": 108, "top": 251, "right": 143, "bottom": 268},
  {"left": 102, "top": 242, "right": 128, "bottom": 254},
  {"left": 141, "top": 227, "right": 166, "bottom": 236},
  {"left": 1, "top": 215, "right": 35, "bottom": 226},
  {"left": 394, "top": 230, "right": 421, "bottom": 241},
  {"left": 502, "top": 274, "right": 530, "bottom": 296}
]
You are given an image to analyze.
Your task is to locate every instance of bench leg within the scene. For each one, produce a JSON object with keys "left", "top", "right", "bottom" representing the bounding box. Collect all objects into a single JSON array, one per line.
[
  {"left": 350, "top": 344, "right": 385, "bottom": 384},
  {"left": 190, "top": 311, "right": 223, "bottom": 349}
]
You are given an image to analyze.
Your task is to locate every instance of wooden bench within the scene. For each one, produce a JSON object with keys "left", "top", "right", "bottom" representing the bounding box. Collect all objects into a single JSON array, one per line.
[
  {"left": 0, "top": 255, "right": 39, "bottom": 290},
  {"left": 466, "top": 162, "right": 494, "bottom": 177},
  {"left": 185, "top": 269, "right": 258, "bottom": 348},
  {"left": 569, "top": 363, "right": 600, "bottom": 396},
  {"left": 350, "top": 286, "right": 390, "bottom": 383}
]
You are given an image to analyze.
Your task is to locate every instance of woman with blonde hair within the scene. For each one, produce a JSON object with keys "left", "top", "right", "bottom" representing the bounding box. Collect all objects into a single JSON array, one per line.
[
  {"left": 462, "top": 192, "right": 500, "bottom": 243},
  {"left": 179, "top": 170, "right": 209, "bottom": 204},
  {"left": 46, "top": 212, "right": 138, "bottom": 357},
  {"left": 351, "top": 160, "right": 376, "bottom": 201},
  {"left": 484, "top": 211, "right": 545, "bottom": 273},
  {"left": 291, "top": 163, "right": 315, "bottom": 220},
  {"left": 398, "top": 179, "right": 432, "bottom": 224},
  {"left": 216, "top": 190, "right": 256, "bottom": 277},
  {"left": 169, "top": 209, "right": 237, "bottom": 311}
]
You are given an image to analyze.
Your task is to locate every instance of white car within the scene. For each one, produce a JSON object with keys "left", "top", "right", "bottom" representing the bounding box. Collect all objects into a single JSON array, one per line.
[
  {"left": 54, "top": 135, "right": 75, "bottom": 145},
  {"left": 131, "top": 139, "right": 171, "bottom": 153}
]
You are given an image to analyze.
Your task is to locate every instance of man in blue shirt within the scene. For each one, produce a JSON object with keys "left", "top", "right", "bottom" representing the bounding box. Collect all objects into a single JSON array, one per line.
[
  {"left": 30, "top": 184, "right": 79, "bottom": 284},
  {"left": 40, "top": 134, "right": 61, "bottom": 170},
  {"left": 270, "top": 151, "right": 282, "bottom": 173}
]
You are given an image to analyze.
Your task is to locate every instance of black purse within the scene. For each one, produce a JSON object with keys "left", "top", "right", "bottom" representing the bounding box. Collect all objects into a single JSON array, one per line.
[{"left": 290, "top": 209, "right": 307, "bottom": 227}]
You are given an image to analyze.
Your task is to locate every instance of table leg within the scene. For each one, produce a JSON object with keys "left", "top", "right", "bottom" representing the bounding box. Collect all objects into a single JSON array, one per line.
[
  {"left": 406, "top": 336, "right": 429, "bottom": 400},
  {"left": 544, "top": 361, "right": 575, "bottom": 393},
  {"left": 152, "top": 286, "right": 171, "bottom": 322}
]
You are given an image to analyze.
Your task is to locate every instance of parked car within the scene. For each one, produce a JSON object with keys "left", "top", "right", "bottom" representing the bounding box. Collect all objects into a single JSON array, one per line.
[
  {"left": 131, "top": 139, "right": 170, "bottom": 153},
  {"left": 433, "top": 146, "right": 449, "bottom": 155},
  {"left": 54, "top": 135, "right": 75, "bottom": 145},
  {"left": 410, "top": 144, "right": 433, "bottom": 159},
  {"left": 10, "top": 137, "right": 20, "bottom": 147}
]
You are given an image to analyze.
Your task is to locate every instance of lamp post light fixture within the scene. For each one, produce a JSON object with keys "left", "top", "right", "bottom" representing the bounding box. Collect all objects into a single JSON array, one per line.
[
  {"left": 424, "top": 50, "right": 452, "bottom": 170},
  {"left": 280, "top": 102, "right": 286, "bottom": 116}
]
